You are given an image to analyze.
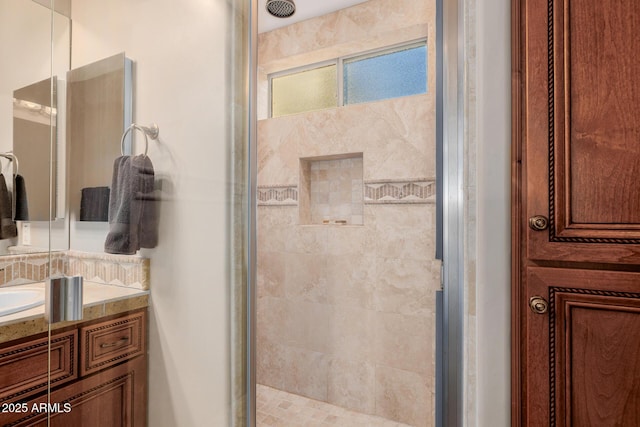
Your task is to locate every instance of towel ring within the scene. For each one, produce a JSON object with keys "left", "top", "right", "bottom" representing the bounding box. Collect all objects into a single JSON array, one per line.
[
  {"left": 0, "top": 153, "right": 18, "bottom": 176},
  {"left": 120, "top": 123, "right": 159, "bottom": 156}
]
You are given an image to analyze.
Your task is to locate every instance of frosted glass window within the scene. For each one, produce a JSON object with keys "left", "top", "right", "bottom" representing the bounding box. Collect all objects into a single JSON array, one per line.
[
  {"left": 271, "top": 65, "right": 337, "bottom": 117},
  {"left": 343, "top": 44, "right": 427, "bottom": 105}
]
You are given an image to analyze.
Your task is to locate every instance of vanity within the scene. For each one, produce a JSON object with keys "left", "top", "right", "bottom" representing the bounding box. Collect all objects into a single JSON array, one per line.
[{"left": 0, "top": 282, "right": 148, "bottom": 426}]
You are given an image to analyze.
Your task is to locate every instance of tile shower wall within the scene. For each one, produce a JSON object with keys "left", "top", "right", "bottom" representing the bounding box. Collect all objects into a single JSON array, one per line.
[{"left": 257, "top": 1, "right": 437, "bottom": 425}]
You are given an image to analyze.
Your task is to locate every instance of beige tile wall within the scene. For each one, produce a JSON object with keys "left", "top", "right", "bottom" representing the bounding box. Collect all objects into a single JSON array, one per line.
[
  {"left": 257, "top": 205, "right": 439, "bottom": 426},
  {"left": 258, "top": 96, "right": 435, "bottom": 185},
  {"left": 257, "top": 0, "right": 436, "bottom": 425}
]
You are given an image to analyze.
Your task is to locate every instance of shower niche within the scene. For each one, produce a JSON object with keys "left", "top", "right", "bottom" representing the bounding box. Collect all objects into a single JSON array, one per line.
[{"left": 299, "top": 153, "right": 363, "bottom": 225}]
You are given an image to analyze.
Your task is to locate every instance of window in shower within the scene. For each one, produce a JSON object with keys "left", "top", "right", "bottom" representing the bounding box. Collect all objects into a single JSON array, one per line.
[
  {"left": 269, "top": 40, "right": 427, "bottom": 118},
  {"left": 343, "top": 42, "right": 427, "bottom": 105},
  {"left": 271, "top": 63, "right": 338, "bottom": 117}
]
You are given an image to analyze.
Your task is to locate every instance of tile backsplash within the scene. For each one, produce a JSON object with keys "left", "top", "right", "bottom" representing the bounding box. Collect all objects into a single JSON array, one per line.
[{"left": 0, "top": 250, "right": 149, "bottom": 290}]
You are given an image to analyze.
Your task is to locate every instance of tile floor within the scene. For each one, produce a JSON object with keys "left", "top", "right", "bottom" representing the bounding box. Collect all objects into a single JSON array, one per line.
[{"left": 257, "top": 384, "right": 412, "bottom": 427}]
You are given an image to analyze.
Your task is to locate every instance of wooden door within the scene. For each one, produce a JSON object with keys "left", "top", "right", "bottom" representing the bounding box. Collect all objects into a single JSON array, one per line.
[{"left": 513, "top": 0, "right": 640, "bottom": 425}]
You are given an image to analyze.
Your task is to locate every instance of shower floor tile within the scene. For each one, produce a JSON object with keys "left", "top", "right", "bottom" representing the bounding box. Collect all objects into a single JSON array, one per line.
[{"left": 257, "top": 384, "right": 411, "bottom": 427}]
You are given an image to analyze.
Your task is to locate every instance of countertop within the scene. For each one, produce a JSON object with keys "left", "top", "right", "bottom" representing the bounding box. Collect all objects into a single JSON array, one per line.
[{"left": 0, "top": 282, "right": 149, "bottom": 344}]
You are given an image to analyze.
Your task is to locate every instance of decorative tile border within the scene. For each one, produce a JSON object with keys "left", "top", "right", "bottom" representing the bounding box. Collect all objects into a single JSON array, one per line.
[
  {"left": 0, "top": 252, "right": 65, "bottom": 286},
  {"left": 0, "top": 250, "right": 149, "bottom": 290},
  {"left": 258, "top": 180, "right": 436, "bottom": 205},
  {"left": 364, "top": 179, "right": 436, "bottom": 204},
  {"left": 258, "top": 185, "right": 298, "bottom": 206},
  {"left": 66, "top": 251, "right": 150, "bottom": 290}
]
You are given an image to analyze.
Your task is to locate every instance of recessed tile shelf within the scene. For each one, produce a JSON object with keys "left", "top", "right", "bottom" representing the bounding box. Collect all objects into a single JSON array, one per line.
[{"left": 299, "top": 153, "right": 364, "bottom": 226}]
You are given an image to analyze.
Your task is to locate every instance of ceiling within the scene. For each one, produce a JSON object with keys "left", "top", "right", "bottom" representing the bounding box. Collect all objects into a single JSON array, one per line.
[{"left": 258, "top": 0, "right": 369, "bottom": 33}]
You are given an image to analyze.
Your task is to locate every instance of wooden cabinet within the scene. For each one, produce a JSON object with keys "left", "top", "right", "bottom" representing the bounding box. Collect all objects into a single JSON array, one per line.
[
  {"left": 513, "top": 0, "right": 640, "bottom": 425},
  {"left": 0, "top": 309, "right": 147, "bottom": 427}
]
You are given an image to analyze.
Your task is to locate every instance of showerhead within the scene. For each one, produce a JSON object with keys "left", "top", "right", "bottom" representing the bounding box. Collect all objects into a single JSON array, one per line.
[{"left": 266, "top": 0, "right": 296, "bottom": 18}]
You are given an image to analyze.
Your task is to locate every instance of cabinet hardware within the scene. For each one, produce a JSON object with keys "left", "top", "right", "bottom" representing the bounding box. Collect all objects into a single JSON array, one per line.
[
  {"left": 100, "top": 337, "right": 130, "bottom": 348},
  {"left": 529, "top": 296, "right": 548, "bottom": 314},
  {"left": 528, "top": 215, "right": 549, "bottom": 231}
]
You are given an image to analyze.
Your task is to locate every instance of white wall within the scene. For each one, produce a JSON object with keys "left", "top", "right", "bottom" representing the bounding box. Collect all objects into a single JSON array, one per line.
[
  {"left": 0, "top": 1, "right": 56, "bottom": 148},
  {"left": 71, "top": 2, "right": 233, "bottom": 425},
  {"left": 475, "top": 0, "right": 511, "bottom": 425}
]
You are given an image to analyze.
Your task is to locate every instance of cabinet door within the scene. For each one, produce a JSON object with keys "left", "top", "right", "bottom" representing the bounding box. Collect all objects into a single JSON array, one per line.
[
  {"left": 514, "top": 0, "right": 640, "bottom": 425},
  {"left": 523, "top": 0, "right": 640, "bottom": 265},
  {"left": 0, "top": 331, "right": 77, "bottom": 404},
  {"left": 525, "top": 268, "right": 640, "bottom": 426},
  {"left": 1, "top": 356, "right": 146, "bottom": 427}
]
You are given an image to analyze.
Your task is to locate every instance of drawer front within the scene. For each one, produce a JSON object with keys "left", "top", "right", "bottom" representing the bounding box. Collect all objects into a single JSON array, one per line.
[
  {"left": 80, "top": 311, "right": 146, "bottom": 376},
  {"left": 0, "top": 330, "right": 78, "bottom": 403}
]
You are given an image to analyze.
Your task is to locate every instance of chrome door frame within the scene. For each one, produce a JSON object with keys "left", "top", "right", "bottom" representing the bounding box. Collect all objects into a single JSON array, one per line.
[
  {"left": 437, "top": 0, "right": 466, "bottom": 424},
  {"left": 243, "top": 0, "right": 467, "bottom": 424}
]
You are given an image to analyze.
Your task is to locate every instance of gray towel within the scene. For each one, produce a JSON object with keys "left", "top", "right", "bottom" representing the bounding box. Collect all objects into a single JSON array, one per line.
[
  {"left": 104, "top": 155, "right": 158, "bottom": 254},
  {"left": 14, "top": 174, "right": 29, "bottom": 221},
  {"left": 0, "top": 174, "right": 17, "bottom": 239},
  {"left": 80, "top": 186, "right": 110, "bottom": 221}
]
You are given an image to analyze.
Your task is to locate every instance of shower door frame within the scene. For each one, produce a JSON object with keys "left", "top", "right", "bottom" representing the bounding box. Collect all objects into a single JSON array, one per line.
[
  {"left": 242, "top": 0, "right": 467, "bottom": 425},
  {"left": 438, "top": 0, "right": 466, "bottom": 425}
]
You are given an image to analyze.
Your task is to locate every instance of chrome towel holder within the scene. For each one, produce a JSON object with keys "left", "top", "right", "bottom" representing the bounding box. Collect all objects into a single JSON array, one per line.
[{"left": 120, "top": 123, "right": 159, "bottom": 156}]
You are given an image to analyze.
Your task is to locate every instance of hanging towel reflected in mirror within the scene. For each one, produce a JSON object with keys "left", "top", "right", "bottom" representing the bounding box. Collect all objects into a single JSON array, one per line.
[
  {"left": 80, "top": 187, "right": 110, "bottom": 222},
  {"left": 14, "top": 174, "right": 29, "bottom": 221},
  {"left": 0, "top": 174, "right": 17, "bottom": 239}
]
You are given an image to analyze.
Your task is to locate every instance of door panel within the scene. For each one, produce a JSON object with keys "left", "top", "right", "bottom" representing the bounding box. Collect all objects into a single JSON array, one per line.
[
  {"left": 527, "top": 268, "right": 640, "bottom": 427},
  {"left": 0, "top": 331, "right": 77, "bottom": 404},
  {"left": 568, "top": 304, "right": 640, "bottom": 426},
  {"left": 567, "top": 1, "right": 640, "bottom": 225},
  {"left": 525, "top": 0, "right": 640, "bottom": 264},
  {"left": 514, "top": 0, "right": 640, "bottom": 424},
  {"left": 1, "top": 355, "right": 146, "bottom": 427}
]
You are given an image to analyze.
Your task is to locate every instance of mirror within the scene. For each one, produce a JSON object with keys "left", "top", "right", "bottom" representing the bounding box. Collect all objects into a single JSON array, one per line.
[
  {"left": 67, "top": 53, "right": 133, "bottom": 223},
  {"left": 13, "top": 77, "right": 58, "bottom": 221},
  {"left": 0, "top": 0, "right": 70, "bottom": 254}
]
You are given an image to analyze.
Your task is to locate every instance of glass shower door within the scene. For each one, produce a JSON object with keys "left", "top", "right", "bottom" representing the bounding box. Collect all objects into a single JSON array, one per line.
[
  {"left": 253, "top": 1, "right": 440, "bottom": 425},
  {"left": 0, "top": 1, "right": 71, "bottom": 426}
]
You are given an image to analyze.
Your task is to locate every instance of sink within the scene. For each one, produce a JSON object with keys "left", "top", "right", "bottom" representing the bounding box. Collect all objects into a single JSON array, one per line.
[{"left": 0, "top": 287, "right": 45, "bottom": 317}]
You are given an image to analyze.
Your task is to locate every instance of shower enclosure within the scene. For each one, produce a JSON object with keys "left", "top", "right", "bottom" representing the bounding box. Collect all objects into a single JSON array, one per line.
[{"left": 253, "top": 1, "right": 441, "bottom": 425}]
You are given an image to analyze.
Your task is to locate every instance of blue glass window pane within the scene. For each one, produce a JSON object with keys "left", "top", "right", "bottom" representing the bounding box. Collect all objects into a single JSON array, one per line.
[{"left": 343, "top": 44, "right": 427, "bottom": 105}]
